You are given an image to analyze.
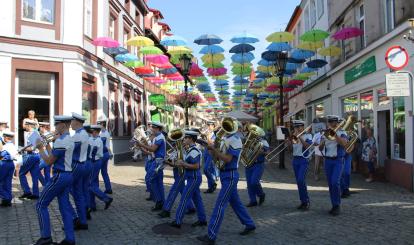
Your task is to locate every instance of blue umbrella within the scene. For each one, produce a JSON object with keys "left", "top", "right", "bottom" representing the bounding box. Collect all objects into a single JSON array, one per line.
[
  {"left": 194, "top": 34, "right": 223, "bottom": 45},
  {"left": 291, "top": 49, "right": 315, "bottom": 60},
  {"left": 284, "top": 70, "right": 296, "bottom": 76},
  {"left": 229, "top": 43, "right": 255, "bottom": 53},
  {"left": 253, "top": 78, "right": 264, "bottom": 83},
  {"left": 269, "top": 94, "right": 279, "bottom": 99},
  {"left": 115, "top": 53, "right": 138, "bottom": 62},
  {"left": 159, "top": 67, "right": 178, "bottom": 75},
  {"left": 256, "top": 72, "right": 272, "bottom": 79},
  {"left": 286, "top": 63, "right": 299, "bottom": 71},
  {"left": 233, "top": 91, "right": 246, "bottom": 96},
  {"left": 214, "top": 80, "right": 229, "bottom": 86},
  {"left": 233, "top": 79, "right": 249, "bottom": 85},
  {"left": 233, "top": 77, "right": 249, "bottom": 83},
  {"left": 218, "top": 91, "right": 231, "bottom": 95},
  {"left": 261, "top": 51, "right": 280, "bottom": 61},
  {"left": 258, "top": 59, "right": 275, "bottom": 67},
  {"left": 244, "top": 97, "right": 253, "bottom": 102},
  {"left": 231, "top": 52, "right": 255, "bottom": 63},
  {"left": 199, "top": 45, "right": 225, "bottom": 54},
  {"left": 307, "top": 59, "right": 328, "bottom": 68},
  {"left": 267, "top": 42, "right": 292, "bottom": 52},
  {"left": 160, "top": 35, "right": 187, "bottom": 46},
  {"left": 301, "top": 67, "right": 317, "bottom": 73},
  {"left": 103, "top": 47, "right": 128, "bottom": 55},
  {"left": 231, "top": 33, "right": 259, "bottom": 44},
  {"left": 288, "top": 57, "right": 306, "bottom": 64}
]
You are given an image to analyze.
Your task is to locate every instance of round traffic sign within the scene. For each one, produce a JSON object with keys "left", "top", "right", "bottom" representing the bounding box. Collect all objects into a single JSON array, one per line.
[{"left": 385, "top": 46, "right": 409, "bottom": 70}]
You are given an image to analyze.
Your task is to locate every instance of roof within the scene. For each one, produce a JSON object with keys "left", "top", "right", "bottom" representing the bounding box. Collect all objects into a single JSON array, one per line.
[
  {"left": 285, "top": 5, "right": 302, "bottom": 32},
  {"left": 158, "top": 22, "right": 171, "bottom": 31},
  {"left": 148, "top": 8, "right": 164, "bottom": 19}
]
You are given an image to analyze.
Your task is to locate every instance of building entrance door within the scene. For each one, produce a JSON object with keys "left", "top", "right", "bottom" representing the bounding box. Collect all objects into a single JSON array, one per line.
[{"left": 377, "top": 110, "right": 391, "bottom": 166}]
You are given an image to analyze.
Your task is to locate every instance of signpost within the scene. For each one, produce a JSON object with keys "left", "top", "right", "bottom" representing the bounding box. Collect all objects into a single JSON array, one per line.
[{"left": 385, "top": 46, "right": 409, "bottom": 71}]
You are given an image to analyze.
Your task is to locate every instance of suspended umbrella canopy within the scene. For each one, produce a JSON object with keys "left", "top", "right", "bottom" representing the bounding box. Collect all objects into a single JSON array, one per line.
[
  {"left": 160, "top": 35, "right": 187, "bottom": 46},
  {"left": 147, "top": 77, "right": 167, "bottom": 84},
  {"left": 231, "top": 66, "right": 252, "bottom": 74},
  {"left": 267, "top": 42, "right": 292, "bottom": 52},
  {"left": 291, "top": 49, "right": 315, "bottom": 60},
  {"left": 307, "top": 59, "right": 328, "bottom": 69},
  {"left": 261, "top": 50, "right": 281, "bottom": 61},
  {"left": 232, "top": 85, "right": 249, "bottom": 91},
  {"left": 126, "top": 36, "right": 154, "bottom": 46},
  {"left": 332, "top": 27, "right": 363, "bottom": 40},
  {"left": 293, "top": 74, "right": 311, "bottom": 80},
  {"left": 194, "top": 34, "right": 223, "bottom": 45},
  {"left": 192, "top": 76, "right": 208, "bottom": 82},
  {"left": 300, "top": 29, "right": 330, "bottom": 42},
  {"left": 232, "top": 63, "right": 251, "bottom": 69},
  {"left": 202, "top": 62, "right": 225, "bottom": 68},
  {"left": 167, "top": 75, "right": 184, "bottom": 81},
  {"left": 233, "top": 77, "right": 249, "bottom": 83},
  {"left": 265, "top": 84, "right": 279, "bottom": 92},
  {"left": 218, "top": 91, "right": 231, "bottom": 95},
  {"left": 145, "top": 54, "right": 169, "bottom": 65},
  {"left": 124, "top": 60, "right": 144, "bottom": 68},
  {"left": 318, "top": 46, "right": 342, "bottom": 57},
  {"left": 229, "top": 43, "right": 255, "bottom": 53},
  {"left": 201, "top": 53, "right": 225, "bottom": 63},
  {"left": 189, "top": 67, "right": 204, "bottom": 77},
  {"left": 216, "top": 86, "right": 229, "bottom": 91},
  {"left": 139, "top": 46, "right": 163, "bottom": 55},
  {"left": 231, "top": 32, "right": 259, "bottom": 44},
  {"left": 92, "top": 37, "right": 120, "bottom": 47},
  {"left": 297, "top": 41, "right": 324, "bottom": 51},
  {"left": 288, "top": 57, "right": 306, "bottom": 64},
  {"left": 288, "top": 79, "right": 305, "bottom": 86},
  {"left": 135, "top": 66, "right": 153, "bottom": 74},
  {"left": 211, "top": 75, "right": 229, "bottom": 80},
  {"left": 207, "top": 67, "right": 227, "bottom": 76},
  {"left": 231, "top": 52, "right": 255, "bottom": 63},
  {"left": 159, "top": 67, "right": 178, "bottom": 75},
  {"left": 167, "top": 46, "right": 192, "bottom": 55},
  {"left": 257, "top": 65, "right": 276, "bottom": 73},
  {"left": 266, "top": 31, "right": 294, "bottom": 43},
  {"left": 199, "top": 45, "right": 225, "bottom": 54},
  {"left": 214, "top": 80, "right": 229, "bottom": 86},
  {"left": 233, "top": 91, "right": 246, "bottom": 96},
  {"left": 115, "top": 53, "right": 138, "bottom": 62},
  {"left": 300, "top": 67, "right": 317, "bottom": 76},
  {"left": 103, "top": 47, "right": 128, "bottom": 55},
  {"left": 283, "top": 87, "right": 295, "bottom": 92},
  {"left": 258, "top": 59, "right": 275, "bottom": 67},
  {"left": 256, "top": 72, "right": 272, "bottom": 79},
  {"left": 286, "top": 63, "right": 300, "bottom": 71}
]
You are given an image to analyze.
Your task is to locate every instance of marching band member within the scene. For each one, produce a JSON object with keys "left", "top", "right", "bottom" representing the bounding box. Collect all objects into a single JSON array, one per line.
[
  {"left": 68, "top": 113, "right": 90, "bottom": 230},
  {"left": 288, "top": 120, "right": 312, "bottom": 210},
  {"left": 203, "top": 121, "right": 218, "bottom": 194},
  {"left": 143, "top": 130, "right": 155, "bottom": 201},
  {"left": 34, "top": 115, "right": 75, "bottom": 245},
  {"left": 136, "top": 122, "right": 166, "bottom": 211},
  {"left": 88, "top": 125, "right": 113, "bottom": 213},
  {"left": 97, "top": 118, "right": 113, "bottom": 195},
  {"left": 38, "top": 122, "right": 51, "bottom": 186},
  {"left": 318, "top": 115, "right": 348, "bottom": 216},
  {"left": 312, "top": 117, "right": 326, "bottom": 181},
  {"left": 198, "top": 119, "right": 256, "bottom": 244},
  {"left": 19, "top": 119, "right": 40, "bottom": 200},
  {"left": 245, "top": 128, "right": 269, "bottom": 207},
  {"left": 0, "top": 131, "right": 17, "bottom": 207},
  {"left": 341, "top": 118, "right": 353, "bottom": 198},
  {"left": 170, "top": 130, "right": 207, "bottom": 228}
]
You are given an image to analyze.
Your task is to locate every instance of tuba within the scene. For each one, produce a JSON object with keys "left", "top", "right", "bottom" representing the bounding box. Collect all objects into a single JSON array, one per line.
[
  {"left": 130, "top": 125, "right": 150, "bottom": 151},
  {"left": 240, "top": 124, "right": 265, "bottom": 168},
  {"left": 212, "top": 117, "right": 238, "bottom": 170},
  {"left": 342, "top": 115, "right": 359, "bottom": 153},
  {"left": 167, "top": 128, "right": 185, "bottom": 175}
]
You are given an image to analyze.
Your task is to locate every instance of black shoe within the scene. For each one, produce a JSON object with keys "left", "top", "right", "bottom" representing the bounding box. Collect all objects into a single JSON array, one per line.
[
  {"left": 329, "top": 206, "right": 340, "bottom": 216},
  {"left": 0, "top": 200, "right": 12, "bottom": 207},
  {"left": 158, "top": 210, "right": 170, "bottom": 218},
  {"left": 191, "top": 220, "right": 207, "bottom": 227},
  {"left": 151, "top": 202, "right": 163, "bottom": 211},
  {"left": 145, "top": 196, "right": 153, "bottom": 201},
  {"left": 86, "top": 209, "right": 92, "bottom": 220},
  {"left": 246, "top": 202, "right": 257, "bottom": 208},
  {"left": 104, "top": 190, "right": 113, "bottom": 194},
  {"left": 27, "top": 195, "right": 39, "bottom": 200},
  {"left": 74, "top": 223, "right": 88, "bottom": 231},
  {"left": 341, "top": 192, "right": 350, "bottom": 198},
  {"left": 239, "top": 227, "right": 256, "bottom": 236},
  {"left": 32, "top": 237, "right": 53, "bottom": 245},
  {"left": 56, "top": 240, "right": 75, "bottom": 245},
  {"left": 186, "top": 208, "right": 196, "bottom": 215},
  {"left": 197, "top": 235, "right": 215, "bottom": 245},
  {"left": 170, "top": 221, "right": 181, "bottom": 229},
  {"left": 204, "top": 188, "right": 214, "bottom": 194},
  {"left": 259, "top": 194, "right": 265, "bottom": 205},
  {"left": 104, "top": 198, "right": 113, "bottom": 210},
  {"left": 212, "top": 183, "right": 217, "bottom": 191},
  {"left": 19, "top": 193, "right": 32, "bottom": 199},
  {"left": 297, "top": 202, "right": 310, "bottom": 211}
]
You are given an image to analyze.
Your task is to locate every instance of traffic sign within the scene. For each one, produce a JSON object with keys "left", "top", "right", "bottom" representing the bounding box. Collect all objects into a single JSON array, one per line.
[
  {"left": 385, "top": 46, "right": 409, "bottom": 70},
  {"left": 386, "top": 73, "right": 410, "bottom": 96}
]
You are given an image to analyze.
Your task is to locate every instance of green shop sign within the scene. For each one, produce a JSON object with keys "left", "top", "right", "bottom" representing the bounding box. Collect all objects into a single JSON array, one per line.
[
  {"left": 149, "top": 94, "right": 166, "bottom": 105},
  {"left": 345, "top": 56, "right": 376, "bottom": 84}
]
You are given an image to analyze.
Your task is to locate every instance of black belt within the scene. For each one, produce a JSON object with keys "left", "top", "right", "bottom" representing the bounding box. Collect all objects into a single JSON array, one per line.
[
  {"left": 221, "top": 168, "right": 237, "bottom": 172},
  {"left": 325, "top": 156, "right": 339, "bottom": 160}
]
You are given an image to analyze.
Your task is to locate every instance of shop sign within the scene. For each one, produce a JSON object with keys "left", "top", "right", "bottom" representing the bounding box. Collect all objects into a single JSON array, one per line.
[
  {"left": 345, "top": 56, "right": 376, "bottom": 84},
  {"left": 149, "top": 94, "right": 166, "bottom": 105},
  {"left": 386, "top": 73, "right": 410, "bottom": 97}
]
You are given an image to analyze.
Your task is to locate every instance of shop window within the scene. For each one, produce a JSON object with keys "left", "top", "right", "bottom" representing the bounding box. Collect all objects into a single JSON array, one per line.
[
  {"left": 342, "top": 95, "right": 358, "bottom": 118},
  {"left": 23, "top": 0, "right": 55, "bottom": 24},
  {"left": 384, "top": 0, "right": 395, "bottom": 33},
  {"left": 377, "top": 88, "right": 390, "bottom": 106},
  {"left": 82, "top": 81, "right": 96, "bottom": 124},
  {"left": 315, "top": 102, "right": 324, "bottom": 118},
  {"left": 393, "top": 97, "right": 405, "bottom": 159},
  {"left": 360, "top": 91, "right": 374, "bottom": 139}
]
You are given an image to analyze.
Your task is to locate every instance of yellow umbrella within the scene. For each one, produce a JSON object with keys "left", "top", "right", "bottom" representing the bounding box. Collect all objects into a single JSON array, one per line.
[
  {"left": 167, "top": 46, "right": 192, "bottom": 55},
  {"left": 201, "top": 53, "right": 225, "bottom": 63},
  {"left": 266, "top": 77, "right": 288, "bottom": 84},
  {"left": 297, "top": 41, "right": 324, "bottom": 51},
  {"left": 266, "top": 31, "right": 294, "bottom": 43},
  {"left": 318, "top": 46, "right": 342, "bottom": 57},
  {"left": 257, "top": 65, "right": 276, "bottom": 73},
  {"left": 126, "top": 36, "right": 154, "bottom": 47}
]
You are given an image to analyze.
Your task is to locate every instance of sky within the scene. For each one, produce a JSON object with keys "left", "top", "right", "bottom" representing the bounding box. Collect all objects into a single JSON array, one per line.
[{"left": 147, "top": 0, "right": 300, "bottom": 104}]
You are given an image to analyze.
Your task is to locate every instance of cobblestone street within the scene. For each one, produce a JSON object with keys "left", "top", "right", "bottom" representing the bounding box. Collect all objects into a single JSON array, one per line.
[{"left": 1, "top": 160, "right": 414, "bottom": 245}]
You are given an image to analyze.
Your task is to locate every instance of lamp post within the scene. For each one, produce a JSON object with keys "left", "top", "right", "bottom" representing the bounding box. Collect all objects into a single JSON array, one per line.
[
  {"left": 179, "top": 54, "right": 193, "bottom": 127},
  {"left": 275, "top": 51, "right": 288, "bottom": 169}
]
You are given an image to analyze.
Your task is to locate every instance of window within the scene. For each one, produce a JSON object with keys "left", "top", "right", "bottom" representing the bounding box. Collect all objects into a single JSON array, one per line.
[
  {"left": 84, "top": 0, "right": 92, "bottom": 37},
  {"left": 377, "top": 88, "right": 391, "bottom": 106},
  {"left": 342, "top": 95, "right": 358, "bottom": 119},
  {"left": 360, "top": 91, "right": 374, "bottom": 140},
  {"left": 393, "top": 97, "right": 405, "bottom": 159},
  {"left": 304, "top": 7, "right": 310, "bottom": 32},
  {"left": 82, "top": 81, "right": 94, "bottom": 124},
  {"left": 310, "top": 0, "right": 316, "bottom": 27},
  {"left": 384, "top": 0, "right": 395, "bottom": 33},
  {"left": 123, "top": 27, "right": 130, "bottom": 52},
  {"left": 317, "top": 0, "right": 324, "bottom": 18},
  {"left": 315, "top": 102, "right": 324, "bottom": 118},
  {"left": 109, "top": 15, "right": 116, "bottom": 40},
  {"left": 22, "top": 0, "right": 55, "bottom": 24},
  {"left": 135, "top": 10, "right": 141, "bottom": 28},
  {"left": 359, "top": 4, "right": 366, "bottom": 48}
]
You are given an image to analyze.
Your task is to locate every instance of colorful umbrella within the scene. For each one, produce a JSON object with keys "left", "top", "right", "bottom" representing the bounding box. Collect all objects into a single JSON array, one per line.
[
  {"left": 307, "top": 59, "right": 328, "bottom": 69},
  {"left": 257, "top": 65, "right": 276, "bottom": 73},
  {"left": 207, "top": 68, "right": 227, "bottom": 76},
  {"left": 283, "top": 86, "right": 295, "bottom": 92},
  {"left": 160, "top": 35, "right": 187, "bottom": 46},
  {"left": 115, "top": 53, "right": 138, "bottom": 62},
  {"left": 267, "top": 42, "right": 292, "bottom": 52},
  {"left": 231, "top": 32, "right": 259, "bottom": 44},
  {"left": 194, "top": 34, "right": 223, "bottom": 45},
  {"left": 258, "top": 59, "right": 275, "bottom": 66},
  {"left": 266, "top": 31, "right": 294, "bottom": 43},
  {"left": 229, "top": 43, "right": 255, "bottom": 53},
  {"left": 135, "top": 66, "right": 153, "bottom": 75},
  {"left": 214, "top": 80, "right": 229, "bottom": 86},
  {"left": 201, "top": 54, "right": 225, "bottom": 63},
  {"left": 300, "top": 67, "right": 317, "bottom": 76},
  {"left": 139, "top": 46, "right": 163, "bottom": 55},
  {"left": 92, "top": 37, "right": 119, "bottom": 48},
  {"left": 291, "top": 49, "right": 315, "bottom": 60},
  {"left": 332, "top": 27, "right": 363, "bottom": 40},
  {"left": 300, "top": 29, "right": 330, "bottom": 42},
  {"left": 232, "top": 66, "right": 252, "bottom": 74},
  {"left": 167, "top": 46, "right": 192, "bottom": 55},
  {"left": 288, "top": 79, "right": 305, "bottom": 86},
  {"left": 199, "top": 45, "right": 225, "bottom": 54},
  {"left": 159, "top": 67, "right": 178, "bottom": 75},
  {"left": 261, "top": 51, "right": 280, "bottom": 61},
  {"left": 231, "top": 53, "right": 255, "bottom": 63},
  {"left": 126, "top": 36, "right": 154, "bottom": 46},
  {"left": 297, "top": 41, "right": 324, "bottom": 51},
  {"left": 202, "top": 62, "right": 225, "bottom": 68},
  {"left": 124, "top": 60, "right": 144, "bottom": 68},
  {"left": 145, "top": 54, "right": 169, "bottom": 65},
  {"left": 288, "top": 57, "right": 306, "bottom": 64},
  {"left": 318, "top": 46, "right": 342, "bottom": 57},
  {"left": 232, "top": 63, "right": 251, "bottom": 69},
  {"left": 103, "top": 47, "right": 128, "bottom": 55}
]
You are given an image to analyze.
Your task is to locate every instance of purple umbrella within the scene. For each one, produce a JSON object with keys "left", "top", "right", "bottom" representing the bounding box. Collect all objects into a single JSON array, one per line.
[{"left": 332, "top": 27, "right": 363, "bottom": 40}]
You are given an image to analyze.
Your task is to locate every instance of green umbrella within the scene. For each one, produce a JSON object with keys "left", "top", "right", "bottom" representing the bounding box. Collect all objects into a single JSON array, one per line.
[
  {"left": 139, "top": 46, "right": 163, "bottom": 55},
  {"left": 232, "top": 84, "right": 249, "bottom": 91},
  {"left": 300, "top": 29, "right": 330, "bottom": 42},
  {"left": 202, "top": 62, "right": 225, "bottom": 68},
  {"left": 231, "top": 63, "right": 251, "bottom": 69},
  {"left": 231, "top": 66, "right": 252, "bottom": 74},
  {"left": 124, "top": 60, "right": 144, "bottom": 68},
  {"left": 193, "top": 76, "right": 208, "bottom": 82}
]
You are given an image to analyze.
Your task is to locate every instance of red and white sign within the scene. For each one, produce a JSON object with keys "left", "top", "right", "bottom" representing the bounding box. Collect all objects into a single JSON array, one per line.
[{"left": 385, "top": 46, "right": 409, "bottom": 70}]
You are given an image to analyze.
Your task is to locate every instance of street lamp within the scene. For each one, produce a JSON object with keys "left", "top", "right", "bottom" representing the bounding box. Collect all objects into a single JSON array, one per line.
[
  {"left": 179, "top": 53, "right": 193, "bottom": 127},
  {"left": 403, "top": 18, "right": 414, "bottom": 42},
  {"left": 275, "top": 51, "right": 288, "bottom": 169}
]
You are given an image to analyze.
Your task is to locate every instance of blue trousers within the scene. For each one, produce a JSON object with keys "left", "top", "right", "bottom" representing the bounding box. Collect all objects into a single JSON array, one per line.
[
  {"left": 90, "top": 159, "right": 111, "bottom": 209},
  {"left": 20, "top": 154, "right": 40, "bottom": 196},
  {"left": 148, "top": 160, "right": 165, "bottom": 204},
  {"left": 163, "top": 168, "right": 194, "bottom": 212},
  {"left": 83, "top": 161, "right": 92, "bottom": 210},
  {"left": 0, "top": 160, "right": 15, "bottom": 201},
  {"left": 38, "top": 160, "right": 51, "bottom": 186},
  {"left": 100, "top": 152, "right": 112, "bottom": 192},
  {"left": 68, "top": 162, "right": 87, "bottom": 224},
  {"left": 36, "top": 172, "right": 74, "bottom": 242},
  {"left": 208, "top": 170, "right": 255, "bottom": 241},
  {"left": 292, "top": 157, "right": 310, "bottom": 204},
  {"left": 144, "top": 158, "right": 152, "bottom": 197},
  {"left": 324, "top": 158, "right": 344, "bottom": 207},
  {"left": 175, "top": 174, "right": 206, "bottom": 225},
  {"left": 203, "top": 155, "right": 217, "bottom": 189},
  {"left": 245, "top": 163, "right": 265, "bottom": 204},
  {"left": 341, "top": 154, "right": 352, "bottom": 194}
]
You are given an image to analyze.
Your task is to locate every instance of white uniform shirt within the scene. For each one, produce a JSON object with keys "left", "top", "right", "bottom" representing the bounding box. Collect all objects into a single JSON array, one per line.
[
  {"left": 323, "top": 130, "right": 347, "bottom": 157},
  {"left": 72, "top": 128, "right": 90, "bottom": 162},
  {"left": 88, "top": 136, "right": 103, "bottom": 161},
  {"left": 100, "top": 129, "right": 111, "bottom": 152},
  {"left": 292, "top": 133, "right": 313, "bottom": 156}
]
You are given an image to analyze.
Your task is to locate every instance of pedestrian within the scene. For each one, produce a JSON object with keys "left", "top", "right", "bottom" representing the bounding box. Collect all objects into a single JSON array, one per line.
[
  {"left": 34, "top": 115, "right": 75, "bottom": 245},
  {"left": 203, "top": 121, "right": 218, "bottom": 194},
  {"left": 361, "top": 128, "right": 377, "bottom": 182},
  {"left": 97, "top": 118, "right": 113, "bottom": 194},
  {"left": 22, "top": 110, "right": 39, "bottom": 131},
  {"left": 0, "top": 131, "right": 17, "bottom": 207}
]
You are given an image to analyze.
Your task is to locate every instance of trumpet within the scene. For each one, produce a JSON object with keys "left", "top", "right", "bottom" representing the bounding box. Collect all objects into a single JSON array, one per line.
[{"left": 18, "top": 132, "right": 57, "bottom": 154}]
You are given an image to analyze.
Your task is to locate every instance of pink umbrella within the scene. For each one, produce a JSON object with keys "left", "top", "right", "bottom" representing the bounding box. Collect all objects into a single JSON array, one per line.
[
  {"left": 283, "top": 87, "right": 295, "bottom": 92},
  {"left": 190, "top": 64, "right": 204, "bottom": 76},
  {"left": 207, "top": 68, "right": 227, "bottom": 76},
  {"left": 150, "top": 78, "right": 167, "bottom": 84},
  {"left": 332, "top": 27, "right": 363, "bottom": 40},
  {"left": 92, "top": 37, "right": 120, "bottom": 48},
  {"left": 288, "top": 79, "right": 305, "bottom": 86},
  {"left": 145, "top": 55, "right": 169, "bottom": 65},
  {"left": 167, "top": 75, "right": 184, "bottom": 81}
]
